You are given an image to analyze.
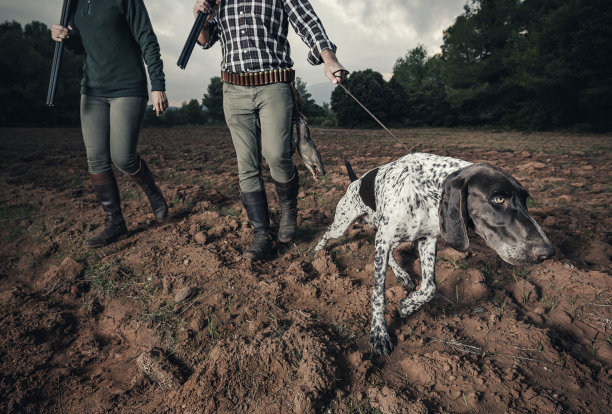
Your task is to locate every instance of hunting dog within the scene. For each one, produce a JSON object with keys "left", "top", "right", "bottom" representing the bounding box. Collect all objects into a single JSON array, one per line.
[{"left": 314, "top": 153, "right": 554, "bottom": 355}]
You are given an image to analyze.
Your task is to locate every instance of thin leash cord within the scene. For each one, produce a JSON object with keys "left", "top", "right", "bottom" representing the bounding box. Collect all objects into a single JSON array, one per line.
[{"left": 334, "top": 70, "right": 411, "bottom": 154}]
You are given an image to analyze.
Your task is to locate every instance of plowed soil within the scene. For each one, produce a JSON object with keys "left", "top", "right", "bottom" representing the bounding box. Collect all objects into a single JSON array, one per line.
[{"left": 1, "top": 126, "right": 611, "bottom": 413}]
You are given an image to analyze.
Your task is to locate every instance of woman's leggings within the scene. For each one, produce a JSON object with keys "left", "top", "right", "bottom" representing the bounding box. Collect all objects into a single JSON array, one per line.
[{"left": 80, "top": 94, "right": 148, "bottom": 174}]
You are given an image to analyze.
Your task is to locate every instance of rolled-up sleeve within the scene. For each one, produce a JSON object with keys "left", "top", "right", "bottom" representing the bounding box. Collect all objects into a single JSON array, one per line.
[{"left": 284, "top": 0, "right": 337, "bottom": 65}]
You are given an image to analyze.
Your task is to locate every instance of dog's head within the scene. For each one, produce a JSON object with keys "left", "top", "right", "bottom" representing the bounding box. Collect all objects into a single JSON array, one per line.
[{"left": 439, "top": 163, "right": 554, "bottom": 265}]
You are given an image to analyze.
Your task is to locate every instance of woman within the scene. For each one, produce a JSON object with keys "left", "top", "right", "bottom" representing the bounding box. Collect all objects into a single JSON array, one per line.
[{"left": 51, "top": 0, "right": 169, "bottom": 248}]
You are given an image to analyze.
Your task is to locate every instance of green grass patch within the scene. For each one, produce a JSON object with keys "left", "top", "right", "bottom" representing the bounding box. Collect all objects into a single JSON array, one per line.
[{"left": 0, "top": 203, "right": 40, "bottom": 241}]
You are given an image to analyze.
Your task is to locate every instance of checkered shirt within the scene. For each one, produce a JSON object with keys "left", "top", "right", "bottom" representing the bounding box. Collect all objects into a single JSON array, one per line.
[{"left": 201, "top": 0, "right": 337, "bottom": 72}]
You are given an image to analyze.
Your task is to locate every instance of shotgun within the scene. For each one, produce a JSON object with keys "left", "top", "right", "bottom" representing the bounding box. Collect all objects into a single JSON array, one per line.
[
  {"left": 46, "top": 0, "right": 73, "bottom": 106},
  {"left": 177, "top": 2, "right": 214, "bottom": 70}
]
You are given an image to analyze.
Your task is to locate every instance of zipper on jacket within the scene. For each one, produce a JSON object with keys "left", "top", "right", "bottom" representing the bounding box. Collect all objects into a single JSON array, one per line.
[{"left": 87, "top": 0, "right": 92, "bottom": 15}]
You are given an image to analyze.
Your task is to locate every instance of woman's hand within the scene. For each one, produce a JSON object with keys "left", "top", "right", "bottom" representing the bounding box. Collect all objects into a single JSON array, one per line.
[
  {"left": 51, "top": 24, "right": 71, "bottom": 42},
  {"left": 152, "top": 91, "right": 169, "bottom": 117}
]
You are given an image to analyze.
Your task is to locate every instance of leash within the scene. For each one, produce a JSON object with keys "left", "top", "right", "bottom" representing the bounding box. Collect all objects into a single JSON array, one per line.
[{"left": 333, "top": 70, "right": 411, "bottom": 153}]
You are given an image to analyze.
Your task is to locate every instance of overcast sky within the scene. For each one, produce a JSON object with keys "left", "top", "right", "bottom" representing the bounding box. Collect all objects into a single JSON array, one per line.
[{"left": 2, "top": 0, "right": 468, "bottom": 106}]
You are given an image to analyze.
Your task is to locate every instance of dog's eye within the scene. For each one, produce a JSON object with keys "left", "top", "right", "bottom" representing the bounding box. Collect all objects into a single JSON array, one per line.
[{"left": 492, "top": 196, "right": 505, "bottom": 205}]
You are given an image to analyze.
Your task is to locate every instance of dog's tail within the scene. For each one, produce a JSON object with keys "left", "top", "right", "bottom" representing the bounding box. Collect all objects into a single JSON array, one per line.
[{"left": 344, "top": 160, "right": 358, "bottom": 182}]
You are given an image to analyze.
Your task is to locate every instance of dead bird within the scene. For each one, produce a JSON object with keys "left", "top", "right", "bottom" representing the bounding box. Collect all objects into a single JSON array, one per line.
[{"left": 294, "top": 114, "right": 326, "bottom": 182}]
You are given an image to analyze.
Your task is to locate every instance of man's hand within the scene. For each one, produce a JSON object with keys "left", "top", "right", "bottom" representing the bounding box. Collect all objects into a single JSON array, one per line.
[
  {"left": 194, "top": 0, "right": 220, "bottom": 45},
  {"left": 152, "top": 91, "right": 169, "bottom": 117},
  {"left": 321, "top": 49, "right": 347, "bottom": 84},
  {"left": 51, "top": 24, "right": 72, "bottom": 42},
  {"left": 193, "top": 0, "right": 219, "bottom": 19}
]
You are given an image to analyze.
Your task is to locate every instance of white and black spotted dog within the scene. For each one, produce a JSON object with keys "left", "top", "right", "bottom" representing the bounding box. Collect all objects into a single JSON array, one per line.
[{"left": 314, "top": 153, "right": 554, "bottom": 355}]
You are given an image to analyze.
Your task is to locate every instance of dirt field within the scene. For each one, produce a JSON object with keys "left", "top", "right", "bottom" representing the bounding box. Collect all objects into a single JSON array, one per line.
[{"left": 0, "top": 126, "right": 611, "bottom": 413}]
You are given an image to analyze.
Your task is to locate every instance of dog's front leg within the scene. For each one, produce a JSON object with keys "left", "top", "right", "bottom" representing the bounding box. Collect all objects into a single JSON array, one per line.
[
  {"left": 369, "top": 235, "right": 394, "bottom": 355},
  {"left": 399, "top": 237, "right": 437, "bottom": 317},
  {"left": 389, "top": 241, "right": 415, "bottom": 289}
]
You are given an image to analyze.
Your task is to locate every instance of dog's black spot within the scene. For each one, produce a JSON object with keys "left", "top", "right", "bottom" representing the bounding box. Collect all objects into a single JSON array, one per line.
[{"left": 359, "top": 168, "right": 378, "bottom": 211}]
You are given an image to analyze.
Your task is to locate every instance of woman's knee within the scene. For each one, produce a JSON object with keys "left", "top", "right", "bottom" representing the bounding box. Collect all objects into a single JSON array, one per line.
[
  {"left": 87, "top": 156, "right": 112, "bottom": 174},
  {"left": 111, "top": 152, "right": 140, "bottom": 174}
]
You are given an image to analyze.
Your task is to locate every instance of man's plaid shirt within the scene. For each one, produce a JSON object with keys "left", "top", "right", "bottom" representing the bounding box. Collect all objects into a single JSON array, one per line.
[{"left": 201, "top": 0, "right": 337, "bottom": 73}]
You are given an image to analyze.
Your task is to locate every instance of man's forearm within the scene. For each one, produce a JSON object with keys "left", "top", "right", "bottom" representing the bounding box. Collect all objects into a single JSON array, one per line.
[
  {"left": 321, "top": 49, "right": 338, "bottom": 65},
  {"left": 197, "top": 24, "right": 211, "bottom": 46}
]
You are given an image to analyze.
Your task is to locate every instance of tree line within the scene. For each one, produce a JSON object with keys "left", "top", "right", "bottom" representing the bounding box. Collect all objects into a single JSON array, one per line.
[
  {"left": 332, "top": 0, "right": 612, "bottom": 131},
  {"left": 1, "top": 0, "right": 610, "bottom": 131}
]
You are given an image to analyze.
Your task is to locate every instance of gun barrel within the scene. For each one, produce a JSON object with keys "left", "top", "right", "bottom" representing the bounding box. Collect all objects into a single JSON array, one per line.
[
  {"left": 46, "top": 0, "right": 73, "bottom": 107},
  {"left": 177, "top": 11, "right": 208, "bottom": 70}
]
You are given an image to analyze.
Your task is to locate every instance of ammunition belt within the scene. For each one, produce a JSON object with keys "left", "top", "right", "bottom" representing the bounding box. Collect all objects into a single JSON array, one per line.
[{"left": 221, "top": 68, "right": 295, "bottom": 86}]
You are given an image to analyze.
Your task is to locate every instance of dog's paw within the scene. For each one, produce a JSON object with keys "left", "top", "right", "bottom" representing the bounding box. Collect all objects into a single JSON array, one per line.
[{"left": 369, "top": 327, "right": 393, "bottom": 355}]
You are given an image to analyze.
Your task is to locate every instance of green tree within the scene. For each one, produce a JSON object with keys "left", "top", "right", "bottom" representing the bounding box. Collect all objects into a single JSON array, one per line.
[
  {"left": 0, "top": 21, "right": 82, "bottom": 126},
  {"left": 202, "top": 76, "right": 224, "bottom": 123},
  {"left": 294, "top": 77, "right": 327, "bottom": 121},
  {"left": 393, "top": 46, "right": 452, "bottom": 125},
  {"left": 441, "top": 0, "right": 524, "bottom": 125},
  {"left": 506, "top": 0, "right": 612, "bottom": 130},
  {"left": 179, "top": 98, "right": 206, "bottom": 124},
  {"left": 331, "top": 69, "right": 389, "bottom": 127}
]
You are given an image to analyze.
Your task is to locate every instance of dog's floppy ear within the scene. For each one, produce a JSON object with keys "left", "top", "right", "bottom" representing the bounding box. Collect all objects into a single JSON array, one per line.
[{"left": 439, "top": 169, "right": 470, "bottom": 252}]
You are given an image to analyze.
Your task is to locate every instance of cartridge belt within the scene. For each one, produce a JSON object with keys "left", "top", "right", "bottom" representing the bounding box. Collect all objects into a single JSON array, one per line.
[{"left": 221, "top": 68, "right": 295, "bottom": 86}]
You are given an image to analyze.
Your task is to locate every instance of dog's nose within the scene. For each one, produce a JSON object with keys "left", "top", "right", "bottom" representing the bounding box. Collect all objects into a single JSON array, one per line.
[{"left": 533, "top": 245, "right": 555, "bottom": 263}]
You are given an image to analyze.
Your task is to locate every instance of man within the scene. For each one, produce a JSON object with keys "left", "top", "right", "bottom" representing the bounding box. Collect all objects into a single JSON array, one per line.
[{"left": 193, "top": 0, "right": 347, "bottom": 260}]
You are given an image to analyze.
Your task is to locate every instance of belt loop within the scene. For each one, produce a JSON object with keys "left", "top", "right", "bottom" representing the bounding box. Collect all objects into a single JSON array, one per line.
[
  {"left": 239, "top": 73, "right": 244, "bottom": 86},
  {"left": 258, "top": 72, "right": 263, "bottom": 85},
  {"left": 264, "top": 70, "right": 269, "bottom": 84}
]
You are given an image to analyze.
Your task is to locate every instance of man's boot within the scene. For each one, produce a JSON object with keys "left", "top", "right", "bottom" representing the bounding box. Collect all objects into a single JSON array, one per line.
[
  {"left": 242, "top": 190, "right": 274, "bottom": 259},
  {"left": 273, "top": 170, "right": 299, "bottom": 243},
  {"left": 130, "top": 158, "right": 168, "bottom": 221},
  {"left": 87, "top": 171, "right": 128, "bottom": 247}
]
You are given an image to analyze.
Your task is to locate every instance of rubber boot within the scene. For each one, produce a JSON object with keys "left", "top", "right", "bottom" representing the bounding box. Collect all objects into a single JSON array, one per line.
[
  {"left": 87, "top": 171, "right": 128, "bottom": 248},
  {"left": 130, "top": 158, "right": 168, "bottom": 221},
  {"left": 273, "top": 169, "right": 299, "bottom": 243},
  {"left": 242, "top": 190, "right": 274, "bottom": 260}
]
